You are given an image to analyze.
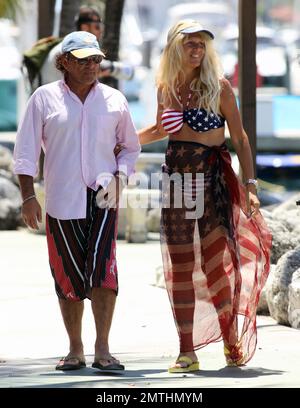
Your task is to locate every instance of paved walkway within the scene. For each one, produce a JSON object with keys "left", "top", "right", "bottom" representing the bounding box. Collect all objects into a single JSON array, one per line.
[{"left": 1, "top": 229, "right": 300, "bottom": 388}]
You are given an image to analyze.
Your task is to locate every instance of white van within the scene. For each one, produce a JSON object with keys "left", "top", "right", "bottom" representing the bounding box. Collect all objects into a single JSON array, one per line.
[{"left": 0, "top": 19, "right": 22, "bottom": 131}]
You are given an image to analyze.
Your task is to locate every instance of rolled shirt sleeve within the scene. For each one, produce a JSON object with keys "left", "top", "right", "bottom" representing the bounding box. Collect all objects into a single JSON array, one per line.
[{"left": 13, "top": 92, "right": 44, "bottom": 177}]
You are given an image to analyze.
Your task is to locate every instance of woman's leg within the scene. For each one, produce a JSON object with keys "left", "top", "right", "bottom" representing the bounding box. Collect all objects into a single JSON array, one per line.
[
  {"left": 162, "top": 207, "right": 198, "bottom": 367},
  {"left": 198, "top": 196, "right": 240, "bottom": 360}
]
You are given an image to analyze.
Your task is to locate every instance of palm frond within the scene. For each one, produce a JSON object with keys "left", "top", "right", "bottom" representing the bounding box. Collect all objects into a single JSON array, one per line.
[{"left": 0, "top": 0, "right": 23, "bottom": 19}]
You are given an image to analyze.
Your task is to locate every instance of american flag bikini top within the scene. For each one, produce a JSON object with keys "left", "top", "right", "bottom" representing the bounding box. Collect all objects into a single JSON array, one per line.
[{"left": 161, "top": 90, "right": 225, "bottom": 134}]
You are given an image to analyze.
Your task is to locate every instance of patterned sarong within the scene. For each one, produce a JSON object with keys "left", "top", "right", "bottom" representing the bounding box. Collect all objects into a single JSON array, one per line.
[
  {"left": 161, "top": 140, "right": 272, "bottom": 364},
  {"left": 46, "top": 187, "right": 118, "bottom": 301}
]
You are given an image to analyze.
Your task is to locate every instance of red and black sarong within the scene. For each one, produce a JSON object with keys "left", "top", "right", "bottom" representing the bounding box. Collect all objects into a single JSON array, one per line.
[{"left": 46, "top": 187, "right": 118, "bottom": 301}]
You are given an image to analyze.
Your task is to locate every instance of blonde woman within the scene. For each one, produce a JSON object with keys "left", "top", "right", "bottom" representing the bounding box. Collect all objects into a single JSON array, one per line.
[{"left": 138, "top": 20, "right": 271, "bottom": 373}]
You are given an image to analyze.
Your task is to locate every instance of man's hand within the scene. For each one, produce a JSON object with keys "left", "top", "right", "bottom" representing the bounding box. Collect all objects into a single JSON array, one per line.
[
  {"left": 96, "top": 174, "right": 126, "bottom": 210},
  {"left": 22, "top": 198, "right": 42, "bottom": 230}
]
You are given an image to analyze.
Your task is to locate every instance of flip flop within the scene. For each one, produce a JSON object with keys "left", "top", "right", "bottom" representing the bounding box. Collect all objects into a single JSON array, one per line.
[
  {"left": 168, "top": 356, "right": 200, "bottom": 373},
  {"left": 92, "top": 359, "right": 125, "bottom": 371},
  {"left": 55, "top": 356, "right": 86, "bottom": 371}
]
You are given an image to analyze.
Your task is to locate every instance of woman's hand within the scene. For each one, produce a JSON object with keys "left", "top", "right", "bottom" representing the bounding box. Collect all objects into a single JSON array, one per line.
[
  {"left": 96, "top": 173, "right": 127, "bottom": 210},
  {"left": 114, "top": 143, "right": 124, "bottom": 156},
  {"left": 246, "top": 184, "right": 260, "bottom": 218}
]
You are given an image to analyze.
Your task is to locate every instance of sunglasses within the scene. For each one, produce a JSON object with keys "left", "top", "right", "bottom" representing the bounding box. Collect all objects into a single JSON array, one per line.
[{"left": 69, "top": 54, "right": 103, "bottom": 65}]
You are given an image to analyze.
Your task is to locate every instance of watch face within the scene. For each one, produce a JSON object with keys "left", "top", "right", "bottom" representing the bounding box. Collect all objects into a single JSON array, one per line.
[{"left": 246, "top": 179, "right": 258, "bottom": 187}]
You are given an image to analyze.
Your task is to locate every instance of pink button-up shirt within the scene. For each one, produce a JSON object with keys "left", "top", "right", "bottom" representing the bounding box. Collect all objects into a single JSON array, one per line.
[{"left": 13, "top": 80, "right": 141, "bottom": 219}]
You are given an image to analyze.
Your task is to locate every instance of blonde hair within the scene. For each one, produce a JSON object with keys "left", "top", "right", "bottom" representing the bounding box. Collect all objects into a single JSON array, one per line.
[{"left": 156, "top": 20, "right": 223, "bottom": 115}]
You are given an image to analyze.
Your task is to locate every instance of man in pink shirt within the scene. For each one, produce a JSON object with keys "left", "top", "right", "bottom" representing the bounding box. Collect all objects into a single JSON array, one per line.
[{"left": 13, "top": 31, "right": 140, "bottom": 371}]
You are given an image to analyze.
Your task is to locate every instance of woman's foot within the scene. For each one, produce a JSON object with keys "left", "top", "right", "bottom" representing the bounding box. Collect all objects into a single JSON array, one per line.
[
  {"left": 168, "top": 352, "right": 199, "bottom": 373},
  {"left": 224, "top": 342, "right": 245, "bottom": 367}
]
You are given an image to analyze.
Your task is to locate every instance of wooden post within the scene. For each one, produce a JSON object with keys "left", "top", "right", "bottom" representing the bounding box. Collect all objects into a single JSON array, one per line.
[
  {"left": 102, "top": 0, "right": 125, "bottom": 89},
  {"left": 238, "top": 0, "right": 257, "bottom": 177},
  {"left": 37, "top": 0, "right": 56, "bottom": 180},
  {"left": 38, "top": 0, "right": 55, "bottom": 38}
]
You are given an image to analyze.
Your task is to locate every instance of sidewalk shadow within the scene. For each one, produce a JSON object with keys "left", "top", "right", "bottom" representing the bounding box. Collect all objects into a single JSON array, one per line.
[
  {"left": 1, "top": 356, "right": 168, "bottom": 388},
  {"left": 1, "top": 356, "right": 285, "bottom": 388},
  {"left": 191, "top": 367, "right": 285, "bottom": 378},
  {"left": 23, "top": 366, "right": 285, "bottom": 388}
]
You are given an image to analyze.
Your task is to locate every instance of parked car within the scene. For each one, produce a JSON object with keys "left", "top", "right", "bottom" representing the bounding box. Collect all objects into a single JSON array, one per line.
[
  {"left": 0, "top": 19, "right": 22, "bottom": 131},
  {"left": 221, "top": 25, "right": 289, "bottom": 88},
  {"left": 287, "top": 36, "right": 300, "bottom": 95}
]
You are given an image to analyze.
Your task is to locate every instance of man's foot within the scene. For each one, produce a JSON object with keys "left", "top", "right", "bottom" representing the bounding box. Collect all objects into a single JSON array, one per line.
[
  {"left": 55, "top": 355, "right": 86, "bottom": 371},
  {"left": 92, "top": 354, "right": 125, "bottom": 371}
]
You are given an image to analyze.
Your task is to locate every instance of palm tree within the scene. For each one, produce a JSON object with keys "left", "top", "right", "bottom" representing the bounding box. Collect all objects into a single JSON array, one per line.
[
  {"left": 102, "top": 0, "right": 125, "bottom": 89},
  {"left": 0, "top": 0, "right": 22, "bottom": 19},
  {"left": 59, "top": 0, "right": 81, "bottom": 37}
]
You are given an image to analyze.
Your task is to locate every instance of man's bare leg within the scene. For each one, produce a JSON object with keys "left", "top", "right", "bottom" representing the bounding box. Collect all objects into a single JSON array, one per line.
[
  {"left": 91, "top": 287, "right": 120, "bottom": 365},
  {"left": 58, "top": 299, "right": 85, "bottom": 363}
]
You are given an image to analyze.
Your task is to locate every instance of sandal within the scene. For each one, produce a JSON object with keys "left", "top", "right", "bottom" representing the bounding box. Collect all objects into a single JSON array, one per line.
[
  {"left": 92, "top": 355, "right": 125, "bottom": 371},
  {"left": 224, "top": 343, "right": 245, "bottom": 367},
  {"left": 55, "top": 356, "right": 86, "bottom": 371},
  {"left": 168, "top": 356, "right": 200, "bottom": 373}
]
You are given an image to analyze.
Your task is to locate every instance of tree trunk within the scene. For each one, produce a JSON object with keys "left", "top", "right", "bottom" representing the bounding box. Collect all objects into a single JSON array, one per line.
[
  {"left": 238, "top": 0, "right": 257, "bottom": 178},
  {"left": 38, "top": 0, "right": 55, "bottom": 38},
  {"left": 38, "top": 0, "right": 56, "bottom": 181},
  {"left": 102, "top": 0, "right": 125, "bottom": 89},
  {"left": 59, "top": 0, "right": 81, "bottom": 37}
]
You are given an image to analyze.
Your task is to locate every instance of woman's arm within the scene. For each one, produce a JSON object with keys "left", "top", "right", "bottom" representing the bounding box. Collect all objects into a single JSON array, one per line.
[
  {"left": 220, "top": 78, "right": 260, "bottom": 214},
  {"left": 138, "top": 89, "right": 168, "bottom": 145}
]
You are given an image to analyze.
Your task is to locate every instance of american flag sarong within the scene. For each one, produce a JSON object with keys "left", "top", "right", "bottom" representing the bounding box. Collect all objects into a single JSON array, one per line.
[{"left": 161, "top": 140, "right": 272, "bottom": 364}]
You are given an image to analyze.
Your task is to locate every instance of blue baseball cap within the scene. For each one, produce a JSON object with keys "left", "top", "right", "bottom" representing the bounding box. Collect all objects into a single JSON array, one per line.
[{"left": 61, "top": 31, "right": 105, "bottom": 58}]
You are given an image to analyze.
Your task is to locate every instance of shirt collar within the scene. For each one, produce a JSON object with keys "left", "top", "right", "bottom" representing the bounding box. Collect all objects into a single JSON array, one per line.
[{"left": 61, "top": 78, "right": 99, "bottom": 100}]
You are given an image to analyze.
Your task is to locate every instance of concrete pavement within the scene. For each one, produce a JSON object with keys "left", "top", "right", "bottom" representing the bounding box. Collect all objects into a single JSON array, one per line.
[{"left": 1, "top": 229, "right": 300, "bottom": 388}]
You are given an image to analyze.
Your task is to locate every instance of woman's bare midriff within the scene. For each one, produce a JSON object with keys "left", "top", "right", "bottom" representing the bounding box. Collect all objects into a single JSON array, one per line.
[{"left": 168, "top": 123, "right": 225, "bottom": 146}]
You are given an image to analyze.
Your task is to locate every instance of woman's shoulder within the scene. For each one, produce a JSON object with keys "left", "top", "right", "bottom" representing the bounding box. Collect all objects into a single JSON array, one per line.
[
  {"left": 157, "top": 83, "right": 166, "bottom": 96},
  {"left": 219, "top": 77, "right": 235, "bottom": 100},
  {"left": 157, "top": 85, "right": 164, "bottom": 107},
  {"left": 219, "top": 77, "right": 232, "bottom": 92}
]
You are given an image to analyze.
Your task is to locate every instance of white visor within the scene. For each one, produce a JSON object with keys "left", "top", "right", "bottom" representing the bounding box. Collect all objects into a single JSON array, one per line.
[{"left": 180, "top": 25, "right": 214, "bottom": 39}]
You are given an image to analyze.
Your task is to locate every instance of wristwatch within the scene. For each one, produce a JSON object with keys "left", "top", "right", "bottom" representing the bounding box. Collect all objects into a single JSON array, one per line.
[{"left": 245, "top": 178, "right": 258, "bottom": 187}]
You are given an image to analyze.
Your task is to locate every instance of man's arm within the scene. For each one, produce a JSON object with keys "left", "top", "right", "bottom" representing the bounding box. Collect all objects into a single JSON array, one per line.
[{"left": 13, "top": 91, "right": 44, "bottom": 229}]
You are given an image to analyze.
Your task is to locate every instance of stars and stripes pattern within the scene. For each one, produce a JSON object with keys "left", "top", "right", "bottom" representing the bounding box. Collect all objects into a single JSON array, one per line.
[
  {"left": 161, "top": 109, "right": 184, "bottom": 133},
  {"left": 183, "top": 108, "right": 225, "bottom": 132},
  {"left": 161, "top": 141, "right": 271, "bottom": 363},
  {"left": 161, "top": 107, "right": 225, "bottom": 134}
]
